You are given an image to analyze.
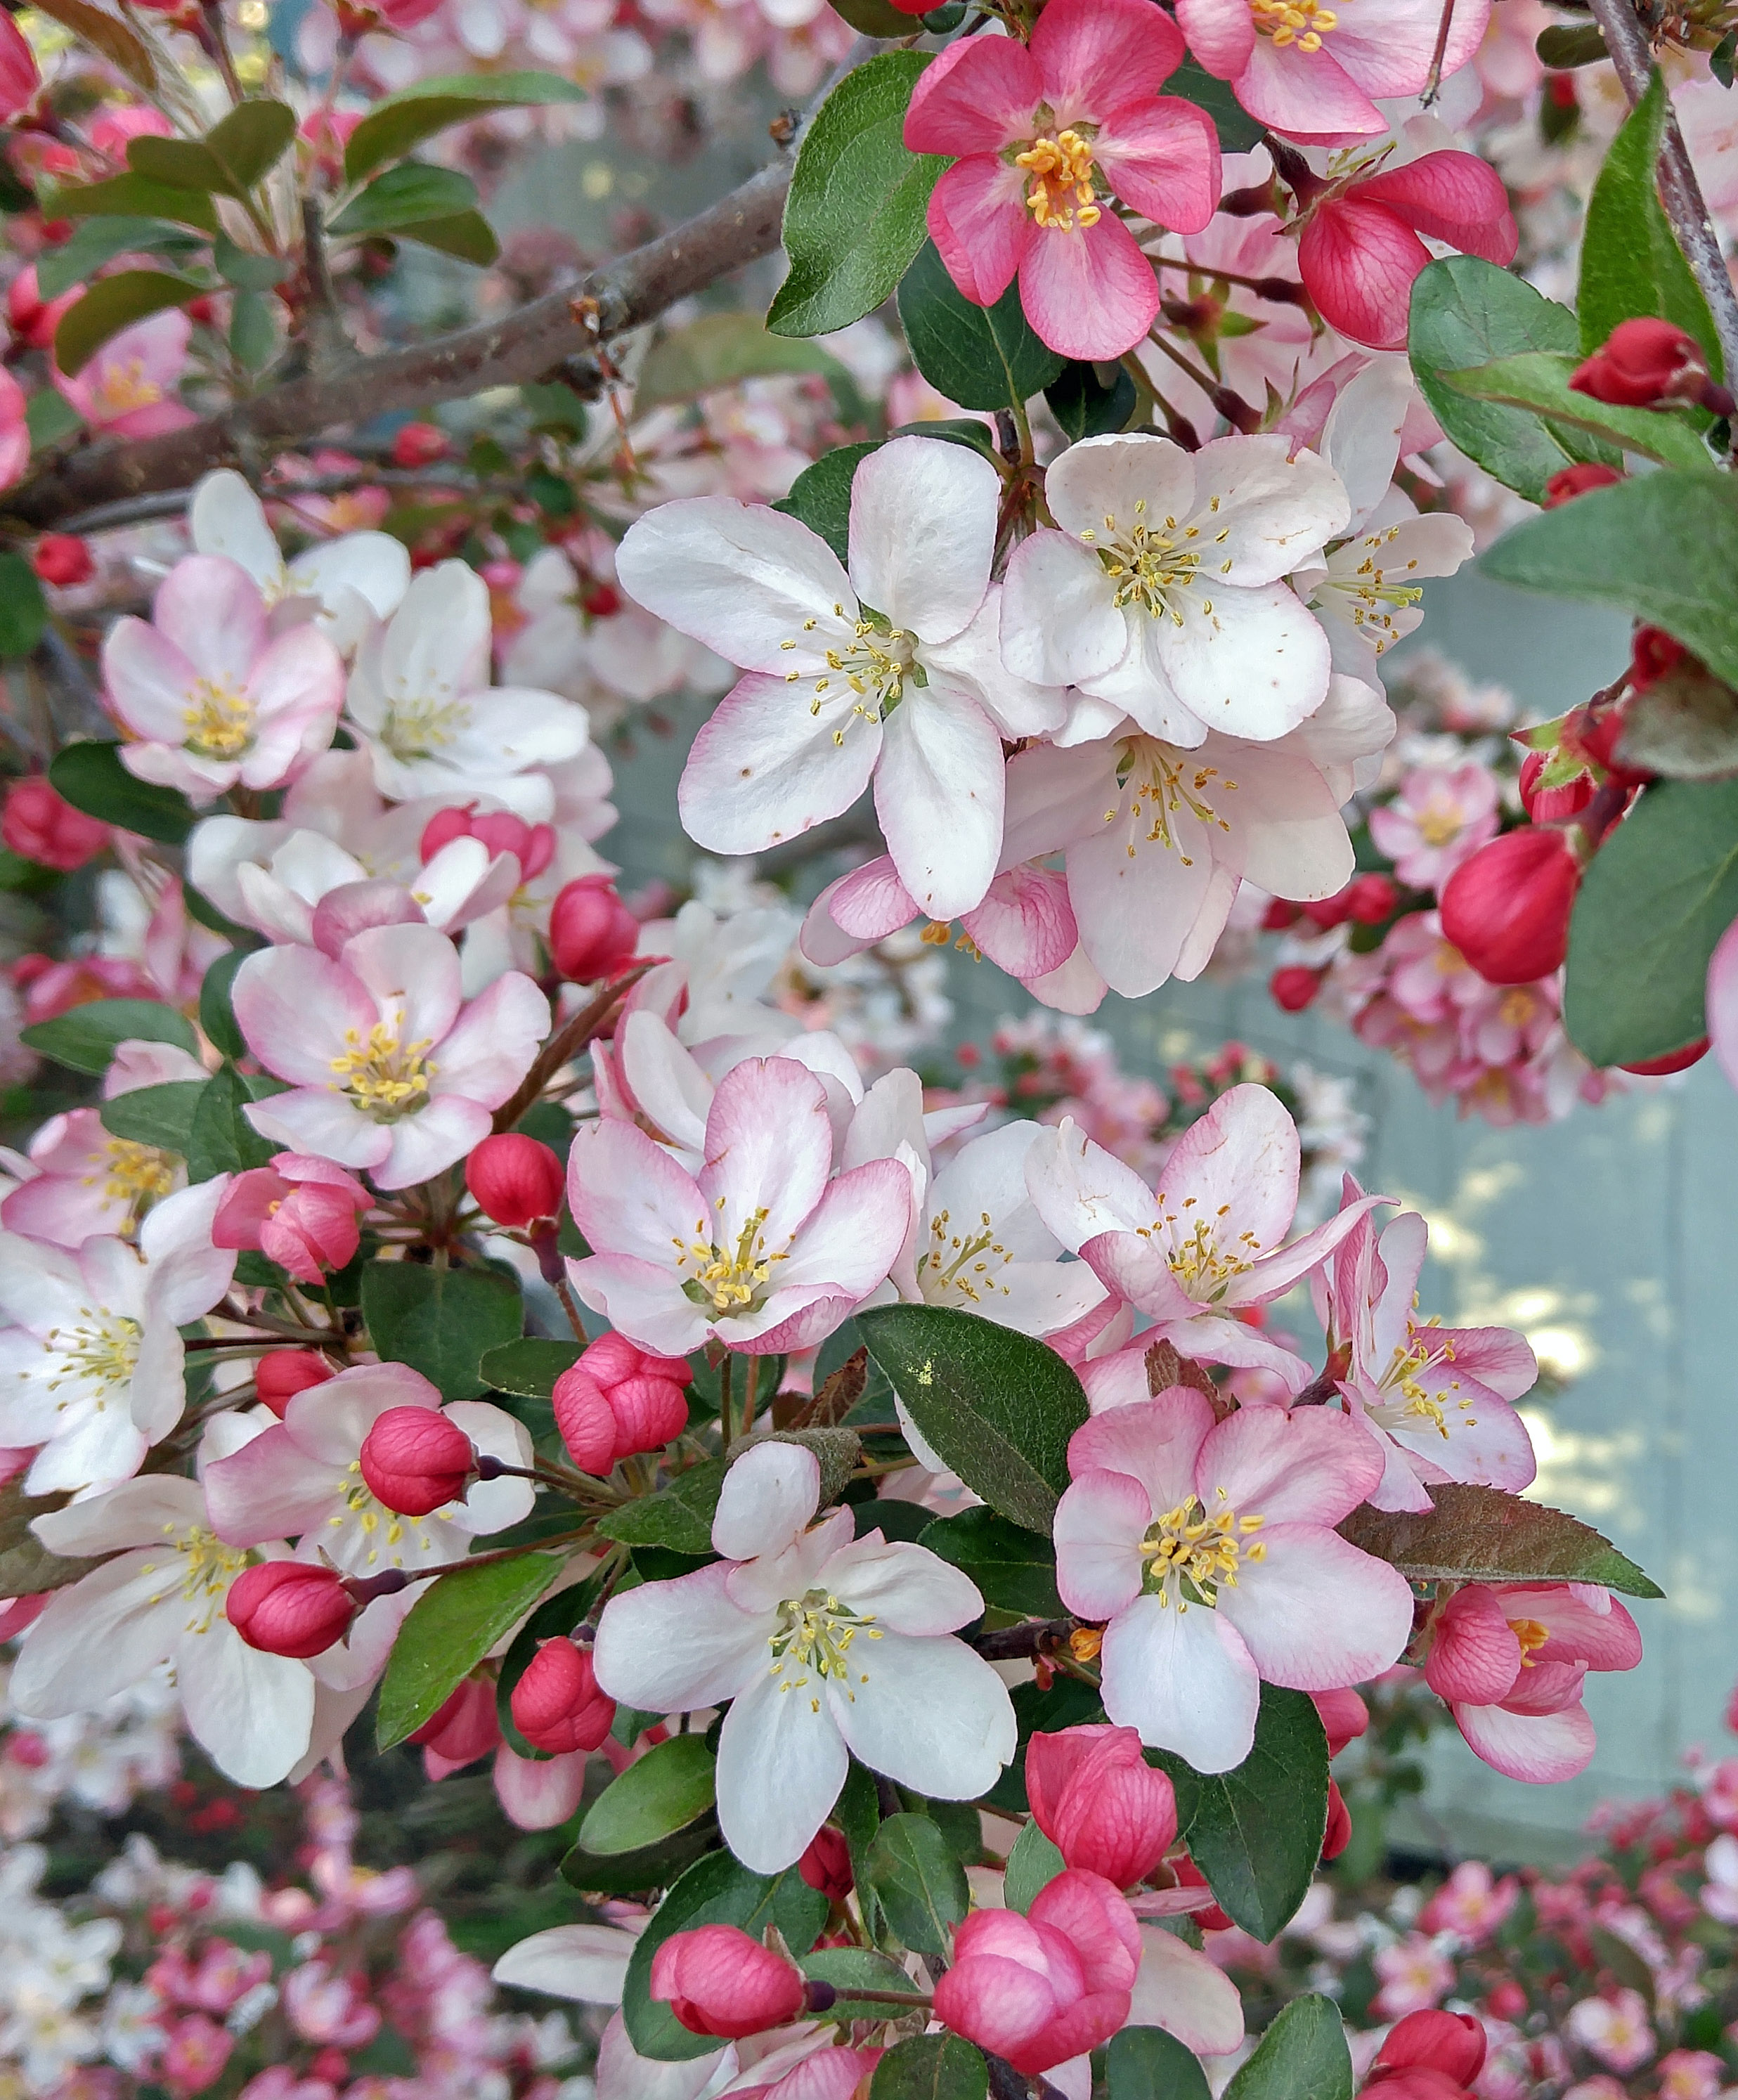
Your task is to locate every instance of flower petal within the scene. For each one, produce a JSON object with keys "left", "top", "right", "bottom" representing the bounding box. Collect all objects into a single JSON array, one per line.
[
  {"left": 1099, "top": 1590, "right": 1260, "bottom": 1771},
  {"left": 848, "top": 434, "right": 999, "bottom": 644}
]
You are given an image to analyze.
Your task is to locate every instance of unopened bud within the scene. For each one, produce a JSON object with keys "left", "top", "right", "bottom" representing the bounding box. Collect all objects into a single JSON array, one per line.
[
  {"left": 256, "top": 1350, "right": 335, "bottom": 1420},
  {"left": 1311, "top": 1687, "right": 1369, "bottom": 1758},
  {"left": 1439, "top": 828, "right": 1580, "bottom": 986},
  {"left": 467, "top": 1132, "right": 565, "bottom": 1230},
  {"left": 1026, "top": 1723, "right": 1177, "bottom": 1888},
  {"left": 650, "top": 1925, "right": 807, "bottom": 2039},
  {"left": 359, "top": 1406, "right": 474, "bottom": 1515},
  {"left": 1517, "top": 748, "right": 1595, "bottom": 823},
  {"left": 1269, "top": 965, "right": 1323, "bottom": 1013},
  {"left": 798, "top": 1825, "right": 854, "bottom": 1903},
  {"left": 1344, "top": 873, "right": 1399, "bottom": 925},
  {"left": 549, "top": 875, "right": 639, "bottom": 983},
  {"left": 1619, "top": 1036, "right": 1710, "bottom": 1075},
  {"left": 226, "top": 1560, "right": 356, "bottom": 1659},
  {"left": 1371, "top": 2009, "right": 1488, "bottom": 2088},
  {"left": 1322, "top": 1778, "right": 1352, "bottom": 1860},
  {"left": 1, "top": 777, "right": 109, "bottom": 873},
  {"left": 1543, "top": 461, "right": 1623, "bottom": 507},
  {"left": 510, "top": 1635, "right": 616, "bottom": 1754},
  {"left": 391, "top": 420, "right": 449, "bottom": 469},
  {"left": 410, "top": 1674, "right": 502, "bottom": 1770},
  {"left": 553, "top": 1334, "right": 691, "bottom": 1474},
  {"left": 32, "top": 534, "right": 93, "bottom": 588},
  {"left": 1570, "top": 317, "right": 1734, "bottom": 415}
]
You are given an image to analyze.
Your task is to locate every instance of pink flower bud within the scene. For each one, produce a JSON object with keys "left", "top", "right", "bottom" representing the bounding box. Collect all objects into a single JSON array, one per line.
[
  {"left": 256, "top": 1350, "right": 335, "bottom": 1419},
  {"left": 553, "top": 1335, "right": 691, "bottom": 1473},
  {"left": 410, "top": 1674, "right": 502, "bottom": 1771},
  {"left": 360, "top": 1406, "right": 474, "bottom": 1516},
  {"left": 1, "top": 776, "right": 110, "bottom": 873},
  {"left": 549, "top": 874, "right": 639, "bottom": 983},
  {"left": 1362, "top": 2071, "right": 1474, "bottom": 2100},
  {"left": 1439, "top": 829, "right": 1580, "bottom": 986},
  {"left": 1172, "top": 1854, "right": 1231, "bottom": 1931},
  {"left": 1344, "top": 873, "right": 1399, "bottom": 925},
  {"left": 1025, "top": 1724, "right": 1177, "bottom": 1888},
  {"left": 420, "top": 805, "right": 555, "bottom": 881},
  {"left": 1323, "top": 1779, "right": 1352, "bottom": 1861},
  {"left": 1570, "top": 318, "right": 1707, "bottom": 408},
  {"left": 1269, "top": 964, "right": 1323, "bottom": 1014},
  {"left": 466, "top": 1133, "right": 564, "bottom": 1230},
  {"left": 212, "top": 1157, "right": 370, "bottom": 1286},
  {"left": 511, "top": 1636, "right": 616, "bottom": 1754},
  {"left": 1424, "top": 1585, "right": 1524, "bottom": 1706},
  {"left": 1373, "top": 2009, "right": 1489, "bottom": 2087},
  {"left": 933, "top": 1871, "right": 1140, "bottom": 2075},
  {"left": 226, "top": 1561, "right": 356, "bottom": 1660},
  {"left": 32, "top": 534, "right": 93, "bottom": 588},
  {"left": 651, "top": 1925, "right": 808, "bottom": 2039},
  {"left": 1518, "top": 749, "right": 1595, "bottom": 824},
  {"left": 798, "top": 1825, "right": 854, "bottom": 1903},
  {"left": 1311, "top": 1687, "right": 1369, "bottom": 1758},
  {"left": 1543, "top": 462, "right": 1623, "bottom": 508},
  {"left": 0, "top": 13, "right": 39, "bottom": 122},
  {"left": 392, "top": 420, "right": 449, "bottom": 469}
]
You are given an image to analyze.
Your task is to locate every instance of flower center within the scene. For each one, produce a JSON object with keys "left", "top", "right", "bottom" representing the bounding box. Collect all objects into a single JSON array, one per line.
[
  {"left": 136, "top": 1524, "right": 251, "bottom": 1632},
  {"left": 1372, "top": 1323, "right": 1476, "bottom": 1439},
  {"left": 1110, "top": 737, "right": 1239, "bottom": 868},
  {"left": 337, "top": 1458, "right": 452, "bottom": 1563},
  {"left": 917, "top": 1205, "right": 1012, "bottom": 1307},
  {"left": 1139, "top": 1491, "right": 1266, "bottom": 1605},
  {"left": 1252, "top": 0, "right": 1341, "bottom": 51},
  {"left": 1508, "top": 1616, "right": 1550, "bottom": 1662},
  {"left": 330, "top": 1023, "right": 436, "bottom": 1120},
  {"left": 676, "top": 1205, "right": 788, "bottom": 1315},
  {"left": 92, "top": 356, "right": 164, "bottom": 419},
  {"left": 1415, "top": 800, "right": 1466, "bottom": 848},
  {"left": 1321, "top": 524, "right": 1423, "bottom": 653},
  {"left": 769, "top": 1586, "right": 881, "bottom": 1711},
  {"left": 44, "top": 1307, "right": 142, "bottom": 1399},
  {"left": 182, "top": 677, "right": 254, "bottom": 761},
  {"left": 1081, "top": 500, "right": 1231, "bottom": 623},
  {"left": 1016, "top": 129, "right": 1102, "bottom": 233},
  {"left": 93, "top": 1136, "right": 176, "bottom": 1221},
  {"left": 782, "top": 607, "right": 918, "bottom": 744},
  {"left": 384, "top": 693, "right": 469, "bottom": 761}
]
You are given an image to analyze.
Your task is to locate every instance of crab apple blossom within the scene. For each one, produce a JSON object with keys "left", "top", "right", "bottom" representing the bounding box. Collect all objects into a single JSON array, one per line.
[
  {"left": 1053, "top": 1387, "right": 1415, "bottom": 1770},
  {"left": 256, "top": 1348, "right": 334, "bottom": 1417},
  {"left": 465, "top": 1132, "right": 564, "bottom": 1229},
  {"left": 1371, "top": 2011, "right": 1490, "bottom": 2089},
  {"left": 592, "top": 1441, "right": 1016, "bottom": 1871},
  {"left": 188, "top": 469, "right": 410, "bottom": 652},
  {"left": 56, "top": 309, "right": 197, "bottom": 437},
  {"left": 902, "top": 0, "right": 1220, "bottom": 361},
  {"left": 621, "top": 435, "right": 1063, "bottom": 918},
  {"left": 1368, "top": 764, "right": 1500, "bottom": 890},
  {"left": 11, "top": 1473, "right": 316, "bottom": 1787},
  {"left": 552, "top": 1332, "right": 692, "bottom": 1473},
  {"left": 212, "top": 1153, "right": 372, "bottom": 1285},
  {"left": 2, "top": 776, "right": 109, "bottom": 871},
  {"left": 0, "top": 1178, "right": 235, "bottom": 1495},
  {"left": 1, "top": 1095, "right": 184, "bottom": 1247},
  {"left": 933, "top": 1869, "right": 1142, "bottom": 2075},
  {"left": 566, "top": 1054, "right": 913, "bottom": 1356},
  {"left": 231, "top": 921, "right": 548, "bottom": 1189},
  {"left": 1025, "top": 1725, "right": 1179, "bottom": 1888},
  {"left": 202, "top": 1361, "right": 533, "bottom": 1575},
  {"left": 1570, "top": 318, "right": 1727, "bottom": 413},
  {"left": 653, "top": 1926, "right": 808, "bottom": 2040},
  {"left": 510, "top": 1637, "right": 616, "bottom": 1754},
  {"left": 1002, "top": 434, "right": 1347, "bottom": 747},
  {"left": 101, "top": 555, "right": 347, "bottom": 803},
  {"left": 1439, "top": 827, "right": 1580, "bottom": 986},
  {"left": 226, "top": 1560, "right": 359, "bottom": 1661},
  {"left": 1028, "top": 1083, "right": 1387, "bottom": 1388},
  {"left": 1175, "top": 0, "right": 1490, "bottom": 142},
  {"left": 799, "top": 1825, "right": 854, "bottom": 1902}
]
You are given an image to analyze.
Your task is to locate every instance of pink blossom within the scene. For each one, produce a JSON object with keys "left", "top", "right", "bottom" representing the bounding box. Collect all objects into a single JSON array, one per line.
[
  {"left": 1368, "top": 765, "right": 1501, "bottom": 890},
  {"left": 0, "top": 365, "right": 27, "bottom": 493},
  {"left": 1656, "top": 2049, "right": 1725, "bottom": 2100},
  {"left": 56, "top": 309, "right": 197, "bottom": 438},
  {"left": 1564, "top": 1990, "right": 1654, "bottom": 2074},
  {"left": 232, "top": 921, "right": 548, "bottom": 1188},
  {"left": 1416, "top": 1860, "right": 1521, "bottom": 1944},
  {"left": 160, "top": 2013, "right": 235, "bottom": 2096},
  {"left": 903, "top": 0, "right": 1219, "bottom": 360},
  {"left": 0, "top": 11, "right": 39, "bottom": 120},
  {"left": 283, "top": 1960, "right": 383, "bottom": 2049},
  {"left": 1053, "top": 1387, "right": 1414, "bottom": 1770},
  {"left": 652, "top": 1924, "right": 807, "bottom": 2039},
  {"left": 1371, "top": 1933, "right": 1456, "bottom": 2018},
  {"left": 212, "top": 1153, "right": 372, "bottom": 1283},
  {"left": 1175, "top": 0, "right": 1491, "bottom": 142}
]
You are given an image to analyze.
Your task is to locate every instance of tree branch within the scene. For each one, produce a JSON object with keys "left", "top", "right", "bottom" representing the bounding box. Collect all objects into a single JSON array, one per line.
[{"left": 1585, "top": 0, "right": 1738, "bottom": 384}]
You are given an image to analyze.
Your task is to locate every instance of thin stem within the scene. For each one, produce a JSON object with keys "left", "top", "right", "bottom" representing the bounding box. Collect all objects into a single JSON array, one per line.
[
  {"left": 553, "top": 1271, "right": 590, "bottom": 1344},
  {"left": 493, "top": 961, "right": 656, "bottom": 1132},
  {"left": 719, "top": 1351, "right": 736, "bottom": 1446},
  {"left": 739, "top": 1354, "right": 760, "bottom": 1441},
  {"left": 968, "top": 1615, "right": 1078, "bottom": 1660}
]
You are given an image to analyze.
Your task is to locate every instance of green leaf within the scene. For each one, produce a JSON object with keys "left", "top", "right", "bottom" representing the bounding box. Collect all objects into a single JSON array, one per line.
[
  {"left": 1536, "top": 22, "right": 1609, "bottom": 67},
  {"left": 21, "top": 997, "right": 198, "bottom": 1076},
  {"left": 864, "top": 1813, "right": 969, "bottom": 1956},
  {"left": 186, "top": 1063, "right": 278, "bottom": 1181},
  {"left": 827, "top": 0, "right": 922, "bottom": 32},
  {"left": 888, "top": 416, "right": 1001, "bottom": 462},
  {"left": 129, "top": 101, "right": 297, "bottom": 198},
  {"left": 1439, "top": 351, "right": 1714, "bottom": 470},
  {"left": 99, "top": 1080, "right": 207, "bottom": 1156},
  {"left": 344, "top": 70, "right": 588, "bottom": 184},
  {"left": 213, "top": 231, "right": 294, "bottom": 292},
  {"left": 1579, "top": 71, "right": 1720, "bottom": 375},
  {"left": 769, "top": 52, "right": 945, "bottom": 339},
  {"left": 1154, "top": 1686, "right": 1328, "bottom": 1943},
  {"left": 1714, "top": 27, "right": 1737, "bottom": 86},
  {"left": 198, "top": 949, "right": 251, "bottom": 1062},
  {"left": 230, "top": 290, "right": 277, "bottom": 372},
  {"left": 376, "top": 1552, "right": 562, "bottom": 1748},
  {"left": 919, "top": 1508, "right": 1062, "bottom": 1618},
  {"left": 1614, "top": 656, "right": 1738, "bottom": 779},
  {"left": 1046, "top": 360, "right": 1139, "bottom": 441},
  {"left": 0, "top": 552, "right": 46, "bottom": 657},
  {"left": 1222, "top": 1997, "right": 1351, "bottom": 2100},
  {"left": 32, "top": 0, "right": 157, "bottom": 86},
  {"left": 1479, "top": 469, "right": 1738, "bottom": 685},
  {"left": 480, "top": 1337, "right": 583, "bottom": 1398},
  {"left": 49, "top": 742, "right": 194, "bottom": 845},
  {"left": 870, "top": 2037, "right": 989, "bottom": 2100},
  {"left": 596, "top": 1457, "right": 728, "bottom": 1553},
  {"left": 0, "top": 1478, "right": 96, "bottom": 1597},
  {"left": 1001, "top": 1817, "right": 1065, "bottom": 1913},
  {"left": 50, "top": 173, "right": 220, "bottom": 234},
  {"left": 1340, "top": 1482, "right": 1664, "bottom": 1597},
  {"left": 360, "top": 1262, "right": 524, "bottom": 1401},
  {"left": 55, "top": 270, "right": 208, "bottom": 377},
  {"left": 396, "top": 210, "right": 500, "bottom": 266},
  {"left": 898, "top": 239, "right": 1066, "bottom": 413},
  {"left": 561, "top": 1822, "right": 720, "bottom": 1896},
  {"left": 636, "top": 313, "right": 850, "bottom": 415},
  {"left": 578, "top": 1735, "right": 717, "bottom": 1854},
  {"left": 856, "top": 1305, "right": 1087, "bottom": 1534},
  {"left": 622, "top": 1850, "right": 827, "bottom": 2061},
  {"left": 772, "top": 440, "right": 881, "bottom": 563},
  {"left": 1408, "top": 257, "right": 1607, "bottom": 503},
  {"left": 801, "top": 1945, "right": 923, "bottom": 2021},
  {"left": 328, "top": 162, "right": 480, "bottom": 239},
  {"left": 37, "top": 217, "right": 204, "bottom": 301},
  {"left": 27, "top": 389, "right": 84, "bottom": 451},
  {"left": 1108, "top": 2028, "right": 1213, "bottom": 2100}
]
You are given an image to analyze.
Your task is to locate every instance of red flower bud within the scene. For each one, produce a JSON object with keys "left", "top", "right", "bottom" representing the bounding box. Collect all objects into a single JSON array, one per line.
[
  {"left": 1518, "top": 749, "right": 1595, "bottom": 824},
  {"left": 1344, "top": 873, "right": 1399, "bottom": 925},
  {"left": 1484, "top": 1981, "right": 1529, "bottom": 2023},
  {"left": 1363, "top": 2071, "right": 1474, "bottom": 2100},
  {"left": 1630, "top": 623, "right": 1688, "bottom": 692},
  {"left": 391, "top": 420, "right": 449, "bottom": 469},
  {"left": 1322, "top": 1779, "right": 1352, "bottom": 1860},
  {"left": 1262, "top": 898, "right": 1302, "bottom": 931},
  {"left": 1570, "top": 318, "right": 1706, "bottom": 408},
  {"left": 1374, "top": 2009, "right": 1488, "bottom": 2087},
  {"left": 32, "top": 534, "right": 93, "bottom": 588},
  {"left": 1025, "top": 1724, "right": 1178, "bottom": 1889},
  {"left": 579, "top": 581, "right": 622, "bottom": 618},
  {"left": 553, "top": 1335, "right": 691, "bottom": 1474},
  {"left": 798, "top": 1825, "right": 854, "bottom": 1903},
  {"left": 1439, "top": 829, "right": 1580, "bottom": 986},
  {"left": 1172, "top": 1854, "right": 1232, "bottom": 1931},
  {"left": 510, "top": 1636, "right": 616, "bottom": 1754},
  {"left": 549, "top": 875, "right": 639, "bottom": 983},
  {"left": 410, "top": 1674, "right": 502, "bottom": 1770},
  {"left": 1270, "top": 965, "right": 1323, "bottom": 1013},
  {"left": 359, "top": 1406, "right": 474, "bottom": 1516},
  {"left": 651, "top": 1925, "right": 807, "bottom": 2039},
  {"left": 1311, "top": 1687, "right": 1369, "bottom": 1758},
  {"left": 1543, "top": 462, "right": 1623, "bottom": 508},
  {"left": 466, "top": 1133, "right": 565, "bottom": 1230},
  {"left": 1619, "top": 1036, "right": 1710, "bottom": 1075},
  {"left": 226, "top": 1561, "right": 356, "bottom": 1659},
  {"left": 255, "top": 1350, "right": 335, "bottom": 1420},
  {"left": 1, "top": 777, "right": 110, "bottom": 873}
]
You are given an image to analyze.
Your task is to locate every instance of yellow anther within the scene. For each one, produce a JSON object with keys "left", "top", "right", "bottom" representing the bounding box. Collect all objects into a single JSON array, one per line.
[
  {"left": 1015, "top": 129, "right": 1102, "bottom": 233},
  {"left": 182, "top": 678, "right": 254, "bottom": 761}
]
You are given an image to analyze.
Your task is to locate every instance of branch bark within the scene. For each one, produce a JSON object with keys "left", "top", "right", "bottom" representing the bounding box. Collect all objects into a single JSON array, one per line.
[{"left": 1585, "top": 0, "right": 1738, "bottom": 384}]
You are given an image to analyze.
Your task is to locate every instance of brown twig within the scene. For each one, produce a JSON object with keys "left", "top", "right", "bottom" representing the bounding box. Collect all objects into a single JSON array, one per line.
[
  {"left": 968, "top": 1615, "right": 1077, "bottom": 1660},
  {"left": 491, "top": 960, "right": 654, "bottom": 1133}
]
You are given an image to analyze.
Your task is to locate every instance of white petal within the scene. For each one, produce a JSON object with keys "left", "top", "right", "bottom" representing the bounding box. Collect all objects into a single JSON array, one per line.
[
  {"left": 715, "top": 1656, "right": 850, "bottom": 1873},
  {"left": 493, "top": 1924, "right": 641, "bottom": 2005},
  {"left": 874, "top": 686, "right": 1004, "bottom": 919},
  {"left": 1099, "top": 1593, "right": 1261, "bottom": 1772},
  {"left": 592, "top": 1563, "right": 772, "bottom": 1713},
  {"left": 830, "top": 1629, "right": 1016, "bottom": 1797},
  {"left": 713, "top": 1441, "right": 822, "bottom": 1561},
  {"left": 174, "top": 1617, "right": 316, "bottom": 1787},
  {"left": 847, "top": 434, "right": 997, "bottom": 644}
]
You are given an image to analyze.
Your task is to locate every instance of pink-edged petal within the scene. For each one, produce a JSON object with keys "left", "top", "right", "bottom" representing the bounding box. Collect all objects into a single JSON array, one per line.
[
  {"left": 874, "top": 685, "right": 1004, "bottom": 919},
  {"left": 1386, "top": 1384, "right": 1537, "bottom": 1494},
  {"left": 1494, "top": 1585, "right": 1642, "bottom": 1671},
  {"left": 1129, "top": 1926, "right": 1245, "bottom": 2056},
  {"left": 204, "top": 1425, "right": 339, "bottom": 1545},
  {"left": 1453, "top": 1695, "right": 1595, "bottom": 1784},
  {"left": 1080, "top": 1230, "right": 1198, "bottom": 1323},
  {"left": 928, "top": 159, "right": 1033, "bottom": 311},
  {"left": 1423, "top": 1586, "right": 1523, "bottom": 1705},
  {"left": 850, "top": 435, "right": 999, "bottom": 644},
  {"left": 962, "top": 865, "right": 1077, "bottom": 980},
  {"left": 1174, "top": 0, "right": 1255, "bottom": 79},
  {"left": 1238, "top": 1188, "right": 1391, "bottom": 1302},
  {"left": 233, "top": 945, "right": 375, "bottom": 1084},
  {"left": 567, "top": 1252, "right": 708, "bottom": 1357},
  {"left": 904, "top": 32, "right": 1042, "bottom": 155},
  {"left": 341, "top": 921, "right": 463, "bottom": 1051},
  {"left": 102, "top": 618, "right": 200, "bottom": 741},
  {"left": 1153, "top": 578, "right": 1332, "bottom": 739},
  {"left": 1434, "top": 1323, "right": 1537, "bottom": 1401},
  {"left": 1299, "top": 200, "right": 1431, "bottom": 351},
  {"left": 801, "top": 857, "right": 916, "bottom": 968},
  {"left": 1100, "top": 1590, "right": 1260, "bottom": 1771},
  {"left": 1353, "top": 153, "right": 1517, "bottom": 261},
  {"left": 1054, "top": 1467, "right": 1151, "bottom": 1619},
  {"left": 495, "top": 1744, "right": 588, "bottom": 1830},
  {"left": 679, "top": 671, "right": 882, "bottom": 857},
  {"left": 1326, "top": 0, "right": 1490, "bottom": 97},
  {"left": 1001, "top": 530, "right": 1128, "bottom": 689},
  {"left": 1216, "top": 1525, "right": 1415, "bottom": 1688},
  {"left": 1154, "top": 1311, "right": 1316, "bottom": 1390},
  {"left": 1033, "top": 0, "right": 1186, "bottom": 109},
  {"left": 1197, "top": 1401, "right": 1384, "bottom": 1526},
  {"left": 1070, "top": 1389, "right": 1216, "bottom": 1510},
  {"left": 426, "top": 971, "right": 549, "bottom": 1110},
  {"left": 700, "top": 1056, "right": 833, "bottom": 1253},
  {"left": 1096, "top": 100, "right": 1221, "bottom": 235},
  {"left": 593, "top": 1560, "right": 771, "bottom": 1714},
  {"left": 1710, "top": 914, "right": 1738, "bottom": 1090},
  {"left": 1018, "top": 215, "right": 1161, "bottom": 363},
  {"left": 1155, "top": 1082, "right": 1300, "bottom": 1265},
  {"left": 777, "top": 1156, "right": 914, "bottom": 1296},
  {"left": 375, "top": 1096, "right": 492, "bottom": 1191},
  {"left": 1232, "top": 39, "right": 1385, "bottom": 141},
  {"left": 153, "top": 554, "right": 267, "bottom": 688},
  {"left": 569, "top": 1114, "right": 708, "bottom": 1265}
]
